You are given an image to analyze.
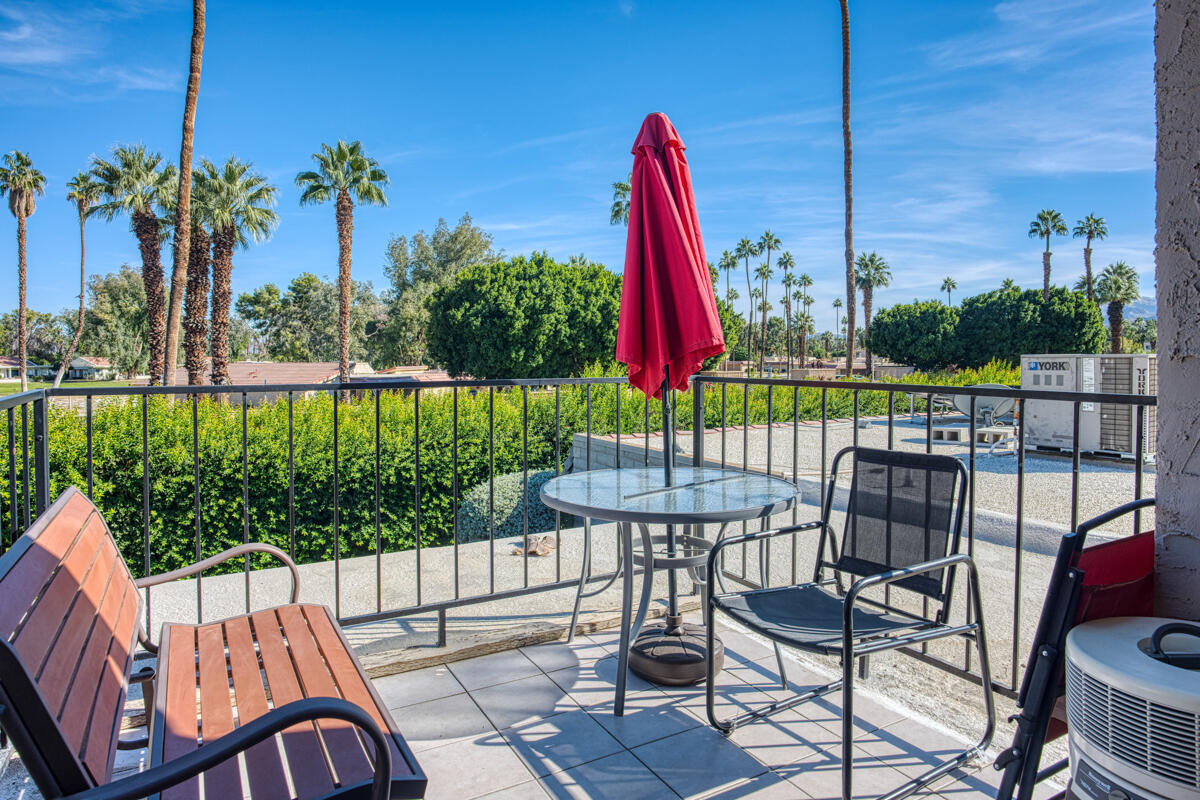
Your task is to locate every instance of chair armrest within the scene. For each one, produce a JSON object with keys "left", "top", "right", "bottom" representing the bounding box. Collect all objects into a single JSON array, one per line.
[
  {"left": 135, "top": 543, "right": 301, "bottom": 603},
  {"left": 63, "top": 698, "right": 393, "bottom": 800},
  {"left": 843, "top": 553, "right": 974, "bottom": 632},
  {"left": 706, "top": 521, "right": 826, "bottom": 591}
]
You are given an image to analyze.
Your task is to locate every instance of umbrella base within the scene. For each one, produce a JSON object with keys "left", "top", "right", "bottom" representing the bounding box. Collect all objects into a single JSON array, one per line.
[{"left": 628, "top": 616, "right": 724, "bottom": 686}]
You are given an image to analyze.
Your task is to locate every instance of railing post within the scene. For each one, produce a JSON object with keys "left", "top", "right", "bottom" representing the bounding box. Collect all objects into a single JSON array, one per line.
[
  {"left": 32, "top": 392, "right": 49, "bottom": 515},
  {"left": 691, "top": 379, "right": 705, "bottom": 468}
]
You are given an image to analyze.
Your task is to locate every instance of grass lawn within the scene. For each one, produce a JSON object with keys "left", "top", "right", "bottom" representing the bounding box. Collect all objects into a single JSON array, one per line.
[{"left": 0, "top": 380, "right": 133, "bottom": 396}]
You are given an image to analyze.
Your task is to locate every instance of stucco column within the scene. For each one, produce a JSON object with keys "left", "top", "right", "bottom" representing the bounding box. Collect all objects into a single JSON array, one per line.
[{"left": 1155, "top": 0, "right": 1200, "bottom": 618}]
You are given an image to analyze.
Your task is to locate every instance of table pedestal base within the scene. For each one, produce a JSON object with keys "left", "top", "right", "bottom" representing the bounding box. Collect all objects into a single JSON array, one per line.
[{"left": 628, "top": 615, "right": 724, "bottom": 686}]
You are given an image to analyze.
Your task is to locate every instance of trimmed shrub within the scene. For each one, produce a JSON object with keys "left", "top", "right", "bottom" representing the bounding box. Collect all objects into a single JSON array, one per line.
[{"left": 455, "top": 469, "right": 565, "bottom": 543}]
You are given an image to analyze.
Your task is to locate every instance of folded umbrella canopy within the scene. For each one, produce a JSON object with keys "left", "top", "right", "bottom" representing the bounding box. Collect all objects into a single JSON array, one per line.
[{"left": 617, "top": 112, "right": 724, "bottom": 399}]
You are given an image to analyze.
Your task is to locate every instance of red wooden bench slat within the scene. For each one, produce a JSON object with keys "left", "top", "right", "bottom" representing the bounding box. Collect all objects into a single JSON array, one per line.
[
  {"left": 250, "top": 608, "right": 337, "bottom": 796},
  {"left": 12, "top": 513, "right": 108, "bottom": 672},
  {"left": 0, "top": 492, "right": 93, "bottom": 640},
  {"left": 196, "top": 622, "right": 243, "bottom": 799},
  {"left": 274, "top": 604, "right": 374, "bottom": 788},
  {"left": 159, "top": 624, "right": 201, "bottom": 800},
  {"left": 80, "top": 576, "right": 140, "bottom": 784},
  {"left": 222, "top": 614, "right": 289, "bottom": 799},
  {"left": 302, "top": 606, "right": 411, "bottom": 776}
]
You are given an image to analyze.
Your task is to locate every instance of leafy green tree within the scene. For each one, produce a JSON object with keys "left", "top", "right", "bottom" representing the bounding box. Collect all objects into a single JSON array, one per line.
[
  {"left": 702, "top": 298, "right": 742, "bottom": 371},
  {"left": 1095, "top": 261, "right": 1140, "bottom": 354},
  {"left": 425, "top": 252, "right": 621, "bottom": 379},
  {"left": 78, "top": 266, "right": 148, "bottom": 377},
  {"left": 295, "top": 140, "right": 388, "bottom": 384},
  {"left": 1001, "top": 278, "right": 1019, "bottom": 292},
  {"left": 1072, "top": 214, "right": 1107, "bottom": 303},
  {"left": 0, "top": 309, "right": 70, "bottom": 365},
  {"left": 90, "top": 145, "right": 177, "bottom": 384},
  {"left": 764, "top": 316, "right": 786, "bottom": 358},
  {"left": 1028, "top": 209, "right": 1068, "bottom": 301},
  {"left": 235, "top": 273, "right": 381, "bottom": 363},
  {"left": 867, "top": 300, "right": 959, "bottom": 371},
  {"left": 955, "top": 287, "right": 1104, "bottom": 366},
  {"left": 0, "top": 151, "right": 47, "bottom": 390},
  {"left": 795, "top": 312, "right": 815, "bottom": 366},
  {"left": 941, "top": 276, "right": 957, "bottom": 305},
  {"left": 376, "top": 214, "right": 500, "bottom": 367},
  {"left": 57, "top": 171, "right": 103, "bottom": 387},
  {"left": 1125, "top": 317, "right": 1156, "bottom": 352},
  {"left": 854, "top": 251, "right": 891, "bottom": 373},
  {"left": 610, "top": 174, "right": 631, "bottom": 226}
]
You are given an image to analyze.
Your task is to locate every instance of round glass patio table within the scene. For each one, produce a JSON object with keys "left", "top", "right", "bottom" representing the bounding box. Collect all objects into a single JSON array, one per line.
[{"left": 540, "top": 467, "right": 799, "bottom": 715}]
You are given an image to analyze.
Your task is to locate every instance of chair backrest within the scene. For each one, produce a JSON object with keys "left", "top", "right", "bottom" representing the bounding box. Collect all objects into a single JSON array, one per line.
[
  {"left": 820, "top": 447, "right": 967, "bottom": 607},
  {"left": 0, "top": 487, "right": 141, "bottom": 798}
]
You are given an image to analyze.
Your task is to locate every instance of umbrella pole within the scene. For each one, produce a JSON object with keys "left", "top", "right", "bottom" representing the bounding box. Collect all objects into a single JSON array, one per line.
[{"left": 662, "top": 367, "right": 679, "bottom": 630}]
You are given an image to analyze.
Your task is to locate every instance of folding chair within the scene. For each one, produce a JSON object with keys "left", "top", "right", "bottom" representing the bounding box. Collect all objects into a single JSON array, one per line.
[
  {"left": 993, "top": 497, "right": 1156, "bottom": 800},
  {"left": 705, "top": 446, "right": 996, "bottom": 800}
]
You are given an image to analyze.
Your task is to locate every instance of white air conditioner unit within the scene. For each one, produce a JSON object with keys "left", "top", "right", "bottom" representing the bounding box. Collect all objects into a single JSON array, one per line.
[
  {"left": 1065, "top": 617, "right": 1200, "bottom": 800},
  {"left": 1020, "top": 354, "right": 1156, "bottom": 459}
]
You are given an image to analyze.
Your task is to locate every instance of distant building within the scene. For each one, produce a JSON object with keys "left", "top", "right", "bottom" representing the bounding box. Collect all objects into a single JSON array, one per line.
[
  {"left": 154, "top": 360, "right": 376, "bottom": 403},
  {"left": 0, "top": 357, "right": 53, "bottom": 381},
  {"left": 67, "top": 356, "right": 119, "bottom": 381}
]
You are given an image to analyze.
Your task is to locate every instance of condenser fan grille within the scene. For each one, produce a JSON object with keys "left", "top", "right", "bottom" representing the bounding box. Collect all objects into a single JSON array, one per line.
[{"left": 1066, "top": 659, "right": 1200, "bottom": 788}]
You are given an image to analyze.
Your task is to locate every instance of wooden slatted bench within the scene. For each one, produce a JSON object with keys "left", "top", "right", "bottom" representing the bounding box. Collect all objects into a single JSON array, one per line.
[{"left": 0, "top": 487, "right": 426, "bottom": 800}]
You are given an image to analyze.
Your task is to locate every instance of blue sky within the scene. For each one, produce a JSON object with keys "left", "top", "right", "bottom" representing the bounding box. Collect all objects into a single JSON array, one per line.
[{"left": 0, "top": 0, "right": 1154, "bottom": 333}]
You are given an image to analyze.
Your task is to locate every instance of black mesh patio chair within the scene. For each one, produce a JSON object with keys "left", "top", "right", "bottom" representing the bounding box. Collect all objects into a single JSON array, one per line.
[{"left": 705, "top": 446, "right": 996, "bottom": 800}]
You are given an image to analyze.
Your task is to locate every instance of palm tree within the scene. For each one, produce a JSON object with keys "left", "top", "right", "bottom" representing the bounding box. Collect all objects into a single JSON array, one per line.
[
  {"left": 758, "top": 231, "right": 781, "bottom": 369},
  {"left": 718, "top": 250, "right": 737, "bottom": 305},
  {"left": 296, "top": 141, "right": 388, "bottom": 384},
  {"left": 941, "top": 276, "right": 957, "bottom": 305},
  {"left": 757, "top": 295, "right": 772, "bottom": 359},
  {"left": 778, "top": 253, "right": 796, "bottom": 368},
  {"left": 56, "top": 171, "right": 103, "bottom": 387},
  {"left": 1001, "top": 278, "right": 1019, "bottom": 292},
  {"left": 839, "top": 0, "right": 855, "bottom": 377},
  {"left": 833, "top": 296, "right": 843, "bottom": 343},
  {"left": 1028, "top": 209, "right": 1068, "bottom": 301},
  {"left": 610, "top": 173, "right": 631, "bottom": 226},
  {"left": 207, "top": 157, "right": 279, "bottom": 384},
  {"left": 798, "top": 273, "right": 814, "bottom": 319},
  {"left": 854, "top": 251, "right": 892, "bottom": 375},
  {"left": 183, "top": 168, "right": 215, "bottom": 385},
  {"left": 755, "top": 261, "right": 774, "bottom": 372},
  {"left": 163, "top": 0, "right": 206, "bottom": 385},
  {"left": 1072, "top": 214, "right": 1108, "bottom": 303},
  {"left": 90, "top": 145, "right": 178, "bottom": 383},
  {"left": 1095, "top": 261, "right": 1140, "bottom": 354},
  {"left": 0, "top": 151, "right": 46, "bottom": 391},
  {"left": 735, "top": 237, "right": 759, "bottom": 360},
  {"left": 749, "top": 287, "right": 762, "bottom": 364},
  {"left": 796, "top": 312, "right": 815, "bottom": 367}
]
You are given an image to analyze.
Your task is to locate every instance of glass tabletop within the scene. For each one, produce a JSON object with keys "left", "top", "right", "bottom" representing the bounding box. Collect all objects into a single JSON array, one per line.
[{"left": 539, "top": 467, "right": 799, "bottom": 525}]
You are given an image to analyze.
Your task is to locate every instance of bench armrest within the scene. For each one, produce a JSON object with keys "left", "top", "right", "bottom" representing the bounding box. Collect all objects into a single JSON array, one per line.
[
  {"left": 63, "top": 698, "right": 393, "bottom": 800},
  {"left": 135, "top": 543, "right": 301, "bottom": 601}
]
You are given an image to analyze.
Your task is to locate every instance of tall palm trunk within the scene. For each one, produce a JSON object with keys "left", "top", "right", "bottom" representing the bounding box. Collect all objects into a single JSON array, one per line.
[
  {"left": 164, "top": 0, "right": 206, "bottom": 385},
  {"left": 784, "top": 299, "right": 792, "bottom": 371},
  {"left": 1083, "top": 237, "right": 1095, "bottom": 302},
  {"left": 1108, "top": 301, "right": 1125, "bottom": 354},
  {"left": 335, "top": 189, "right": 355, "bottom": 385},
  {"left": 840, "top": 0, "right": 856, "bottom": 378},
  {"left": 133, "top": 208, "right": 166, "bottom": 383},
  {"left": 54, "top": 206, "right": 87, "bottom": 388},
  {"left": 863, "top": 287, "right": 874, "bottom": 375},
  {"left": 184, "top": 224, "right": 211, "bottom": 385},
  {"left": 16, "top": 213, "right": 27, "bottom": 391},
  {"left": 759, "top": 275, "right": 768, "bottom": 373},
  {"left": 800, "top": 326, "right": 808, "bottom": 368},
  {"left": 209, "top": 228, "right": 234, "bottom": 384},
  {"left": 743, "top": 257, "right": 753, "bottom": 369},
  {"left": 1042, "top": 238, "right": 1052, "bottom": 301}
]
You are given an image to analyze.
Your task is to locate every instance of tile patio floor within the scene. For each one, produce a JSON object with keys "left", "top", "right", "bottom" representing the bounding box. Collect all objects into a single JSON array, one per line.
[{"left": 376, "top": 620, "right": 1026, "bottom": 800}]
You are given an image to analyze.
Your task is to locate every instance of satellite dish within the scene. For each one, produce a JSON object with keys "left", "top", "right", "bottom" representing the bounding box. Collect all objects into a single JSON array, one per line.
[{"left": 952, "top": 384, "right": 1015, "bottom": 427}]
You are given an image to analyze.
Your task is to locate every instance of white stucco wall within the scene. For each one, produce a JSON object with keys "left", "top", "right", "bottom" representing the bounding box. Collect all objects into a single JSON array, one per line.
[{"left": 1155, "top": 0, "right": 1200, "bottom": 618}]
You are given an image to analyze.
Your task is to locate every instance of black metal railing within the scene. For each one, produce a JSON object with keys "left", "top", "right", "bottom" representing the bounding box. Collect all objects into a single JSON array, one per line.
[{"left": 0, "top": 374, "right": 1156, "bottom": 697}]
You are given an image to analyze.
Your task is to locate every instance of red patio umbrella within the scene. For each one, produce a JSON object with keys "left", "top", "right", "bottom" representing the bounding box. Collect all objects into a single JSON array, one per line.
[
  {"left": 615, "top": 112, "right": 726, "bottom": 685},
  {"left": 616, "top": 112, "right": 724, "bottom": 400}
]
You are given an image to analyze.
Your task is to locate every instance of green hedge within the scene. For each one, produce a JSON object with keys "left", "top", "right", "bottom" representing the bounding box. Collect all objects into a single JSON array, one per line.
[{"left": 4, "top": 365, "right": 1016, "bottom": 577}]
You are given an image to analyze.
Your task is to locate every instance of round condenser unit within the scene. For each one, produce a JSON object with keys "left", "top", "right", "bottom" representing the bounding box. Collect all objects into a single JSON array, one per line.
[{"left": 1065, "top": 617, "right": 1200, "bottom": 800}]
